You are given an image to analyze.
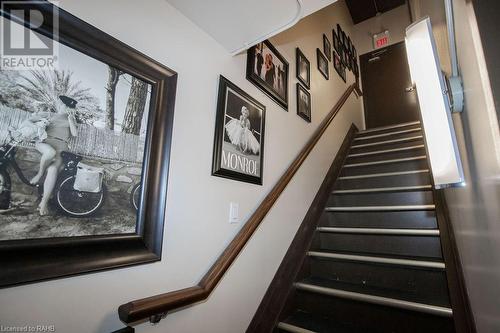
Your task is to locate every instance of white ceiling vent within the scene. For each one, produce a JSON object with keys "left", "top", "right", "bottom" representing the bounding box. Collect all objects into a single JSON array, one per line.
[{"left": 166, "top": 0, "right": 337, "bottom": 54}]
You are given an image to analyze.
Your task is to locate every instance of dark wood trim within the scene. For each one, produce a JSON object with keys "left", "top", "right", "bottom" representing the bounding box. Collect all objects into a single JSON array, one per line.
[
  {"left": 246, "top": 124, "right": 358, "bottom": 333},
  {"left": 118, "top": 84, "right": 359, "bottom": 324},
  {"left": 111, "top": 327, "right": 134, "bottom": 333},
  {"left": 433, "top": 190, "right": 477, "bottom": 333}
]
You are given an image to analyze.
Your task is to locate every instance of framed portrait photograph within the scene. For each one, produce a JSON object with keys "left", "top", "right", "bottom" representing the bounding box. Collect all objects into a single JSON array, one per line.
[
  {"left": 296, "top": 83, "right": 311, "bottom": 123},
  {"left": 295, "top": 48, "right": 310, "bottom": 89},
  {"left": 334, "top": 52, "right": 343, "bottom": 80},
  {"left": 323, "top": 34, "right": 332, "bottom": 61},
  {"left": 247, "top": 40, "right": 289, "bottom": 110},
  {"left": 212, "top": 76, "right": 266, "bottom": 185},
  {"left": 333, "top": 29, "right": 340, "bottom": 54},
  {"left": 341, "top": 63, "right": 347, "bottom": 83},
  {"left": 316, "top": 49, "right": 329, "bottom": 80},
  {"left": 342, "top": 45, "right": 349, "bottom": 66},
  {"left": 0, "top": 1, "right": 176, "bottom": 287}
]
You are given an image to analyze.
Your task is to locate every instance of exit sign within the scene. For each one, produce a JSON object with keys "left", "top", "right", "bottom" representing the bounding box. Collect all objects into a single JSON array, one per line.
[{"left": 373, "top": 30, "right": 390, "bottom": 49}]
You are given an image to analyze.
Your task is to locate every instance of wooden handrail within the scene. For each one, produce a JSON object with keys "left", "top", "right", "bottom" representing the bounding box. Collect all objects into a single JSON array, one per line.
[{"left": 118, "top": 83, "right": 361, "bottom": 324}]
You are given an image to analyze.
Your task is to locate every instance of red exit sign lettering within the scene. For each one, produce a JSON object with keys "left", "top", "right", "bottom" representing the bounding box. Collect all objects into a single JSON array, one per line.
[{"left": 373, "top": 30, "right": 390, "bottom": 49}]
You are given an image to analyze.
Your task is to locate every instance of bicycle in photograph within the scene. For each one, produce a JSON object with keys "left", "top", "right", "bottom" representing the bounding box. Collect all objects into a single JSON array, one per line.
[{"left": 0, "top": 141, "right": 106, "bottom": 217}]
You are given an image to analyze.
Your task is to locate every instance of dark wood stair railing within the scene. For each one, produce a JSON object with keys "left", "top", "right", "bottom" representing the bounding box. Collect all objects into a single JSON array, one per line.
[{"left": 118, "top": 83, "right": 362, "bottom": 325}]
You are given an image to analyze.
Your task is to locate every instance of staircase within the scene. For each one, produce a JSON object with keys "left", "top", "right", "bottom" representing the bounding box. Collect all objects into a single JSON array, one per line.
[{"left": 274, "top": 121, "right": 456, "bottom": 333}]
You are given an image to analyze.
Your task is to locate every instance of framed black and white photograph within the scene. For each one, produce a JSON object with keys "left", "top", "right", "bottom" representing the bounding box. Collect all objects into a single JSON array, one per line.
[
  {"left": 247, "top": 40, "right": 289, "bottom": 110},
  {"left": 212, "top": 76, "right": 265, "bottom": 185},
  {"left": 295, "top": 48, "right": 310, "bottom": 89},
  {"left": 341, "top": 30, "right": 347, "bottom": 48},
  {"left": 0, "top": 2, "right": 176, "bottom": 287},
  {"left": 334, "top": 52, "right": 343, "bottom": 80},
  {"left": 347, "top": 36, "right": 353, "bottom": 55},
  {"left": 323, "top": 34, "right": 332, "bottom": 61},
  {"left": 316, "top": 49, "right": 329, "bottom": 80},
  {"left": 333, "top": 29, "right": 341, "bottom": 54},
  {"left": 296, "top": 83, "right": 311, "bottom": 123},
  {"left": 342, "top": 45, "right": 348, "bottom": 66}
]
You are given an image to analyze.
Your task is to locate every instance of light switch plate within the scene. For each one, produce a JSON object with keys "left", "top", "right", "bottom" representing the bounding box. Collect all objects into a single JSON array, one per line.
[{"left": 229, "top": 202, "right": 239, "bottom": 224}]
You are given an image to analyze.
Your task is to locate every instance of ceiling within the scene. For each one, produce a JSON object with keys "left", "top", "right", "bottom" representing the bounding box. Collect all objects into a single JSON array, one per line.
[
  {"left": 165, "top": 0, "right": 337, "bottom": 54},
  {"left": 345, "top": 0, "right": 407, "bottom": 24}
]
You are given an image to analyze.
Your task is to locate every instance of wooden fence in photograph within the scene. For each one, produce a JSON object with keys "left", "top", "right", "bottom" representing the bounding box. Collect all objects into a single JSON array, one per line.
[{"left": 0, "top": 105, "right": 142, "bottom": 163}]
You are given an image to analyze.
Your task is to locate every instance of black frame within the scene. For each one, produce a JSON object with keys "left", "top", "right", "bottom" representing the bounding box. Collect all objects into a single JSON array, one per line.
[
  {"left": 323, "top": 34, "right": 332, "bottom": 61},
  {"left": 296, "top": 83, "right": 311, "bottom": 123},
  {"left": 295, "top": 48, "right": 310, "bottom": 89},
  {"left": 332, "top": 29, "right": 340, "bottom": 54},
  {"left": 333, "top": 52, "right": 343, "bottom": 81},
  {"left": 246, "top": 40, "right": 289, "bottom": 110},
  {"left": 0, "top": 2, "right": 177, "bottom": 288},
  {"left": 316, "top": 48, "right": 329, "bottom": 80},
  {"left": 212, "top": 76, "right": 266, "bottom": 185}
]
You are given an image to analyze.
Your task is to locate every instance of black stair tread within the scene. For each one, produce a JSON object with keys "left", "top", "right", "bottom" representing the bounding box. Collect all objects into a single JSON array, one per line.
[
  {"left": 292, "top": 289, "right": 455, "bottom": 333},
  {"left": 306, "top": 249, "right": 445, "bottom": 264},
  {"left": 355, "top": 123, "right": 422, "bottom": 138},
  {"left": 280, "top": 310, "right": 364, "bottom": 333},
  {"left": 297, "top": 276, "right": 451, "bottom": 308},
  {"left": 319, "top": 210, "right": 438, "bottom": 229},
  {"left": 350, "top": 137, "right": 424, "bottom": 152}
]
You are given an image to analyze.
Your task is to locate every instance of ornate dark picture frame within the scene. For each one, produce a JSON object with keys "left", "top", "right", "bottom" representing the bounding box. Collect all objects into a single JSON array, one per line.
[
  {"left": 246, "top": 40, "right": 289, "bottom": 111},
  {"left": 0, "top": 2, "right": 177, "bottom": 288}
]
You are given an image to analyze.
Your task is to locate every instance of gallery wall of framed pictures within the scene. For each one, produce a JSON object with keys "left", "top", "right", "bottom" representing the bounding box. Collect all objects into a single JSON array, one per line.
[{"left": 332, "top": 24, "right": 359, "bottom": 82}]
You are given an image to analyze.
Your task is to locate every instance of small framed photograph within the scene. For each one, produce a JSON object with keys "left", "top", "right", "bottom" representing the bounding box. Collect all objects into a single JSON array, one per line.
[
  {"left": 342, "top": 31, "right": 347, "bottom": 48},
  {"left": 347, "top": 36, "right": 353, "bottom": 55},
  {"left": 317, "top": 49, "right": 329, "bottom": 80},
  {"left": 341, "top": 63, "right": 347, "bottom": 83},
  {"left": 334, "top": 52, "right": 343, "bottom": 80},
  {"left": 247, "top": 40, "right": 289, "bottom": 110},
  {"left": 323, "top": 34, "right": 332, "bottom": 61},
  {"left": 295, "top": 48, "right": 310, "bottom": 89},
  {"left": 337, "top": 24, "right": 342, "bottom": 42},
  {"left": 333, "top": 29, "right": 341, "bottom": 54},
  {"left": 342, "top": 46, "right": 348, "bottom": 66},
  {"left": 296, "top": 83, "right": 311, "bottom": 123},
  {"left": 212, "top": 76, "right": 266, "bottom": 185}
]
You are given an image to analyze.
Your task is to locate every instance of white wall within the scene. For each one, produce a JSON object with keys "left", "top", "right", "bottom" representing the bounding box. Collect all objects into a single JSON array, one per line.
[
  {"left": 353, "top": 4, "right": 411, "bottom": 56},
  {"left": 0, "top": 1, "right": 363, "bottom": 332},
  {"left": 443, "top": 1, "right": 500, "bottom": 332}
]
